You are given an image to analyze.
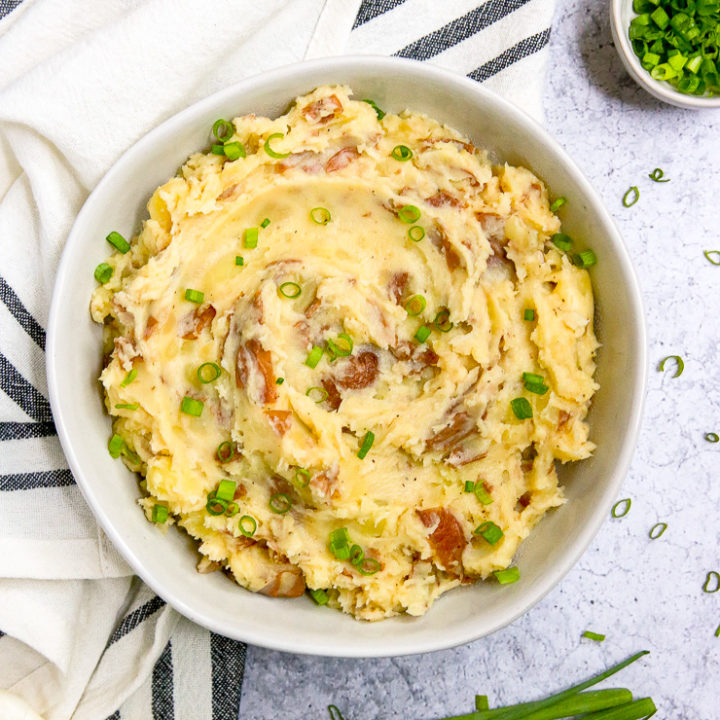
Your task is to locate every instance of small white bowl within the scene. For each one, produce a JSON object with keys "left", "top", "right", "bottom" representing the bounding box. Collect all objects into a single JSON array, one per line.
[
  {"left": 610, "top": 0, "right": 720, "bottom": 108},
  {"left": 47, "top": 56, "right": 647, "bottom": 657}
]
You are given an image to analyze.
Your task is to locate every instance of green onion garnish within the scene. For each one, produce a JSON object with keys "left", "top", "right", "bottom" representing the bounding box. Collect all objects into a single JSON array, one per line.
[
  {"left": 475, "top": 696, "right": 489, "bottom": 711},
  {"left": 648, "top": 167, "right": 670, "bottom": 182},
  {"left": 197, "top": 362, "right": 221, "bottom": 383},
  {"left": 658, "top": 354, "right": 684, "bottom": 377},
  {"left": 293, "top": 467, "right": 311, "bottom": 488},
  {"left": 715, "top": 624, "right": 720, "bottom": 638},
  {"left": 310, "top": 207, "right": 332, "bottom": 225},
  {"left": 357, "top": 430, "right": 375, "bottom": 459},
  {"left": 549, "top": 196, "right": 567, "bottom": 212},
  {"left": 310, "top": 588, "right": 330, "bottom": 605},
  {"left": 212, "top": 119, "right": 234, "bottom": 143},
  {"left": 326, "top": 333, "right": 353, "bottom": 359},
  {"left": 275, "top": 377, "right": 284, "bottom": 385},
  {"left": 414, "top": 324, "right": 431, "bottom": 343},
  {"left": 305, "top": 345, "right": 324, "bottom": 368},
  {"left": 464, "top": 480, "right": 475, "bottom": 493},
  {"left": 152, "top": 504, "right": 168, "bottom": 524},
  {"left": 211, "top": 144, "right": 225, "bottom": 156},
  {"left": 180, "top": 396, "right": 204, "bottom": 417},
  {"left": 582, "top": 630, "right": 606, "bottom": 642},
  {"left": 329, "top": 527, "right": 350, "bottom": 546},
  {"left": 106, "top": 231, "right": 131, "bottom": 254},
  {"left": 494, "top": 566, "right": 520, "bottom": 584},
  {"left": 704, "top": 250, "right": 720, "bottom": 265},
  {"left": 225, "top": 501, "right": 239, "bottom": 517},
  {"left": 523, "top": 372, "right": 549, "bottom": 395},
  {"left": 433, "top": 308, "right": 453, "bottom": 332},
  {"left": 108, "top": 433, "right": 125, "bottom": 458},
  {"left": 408, "top": 225, "right": 425, "bottom": 242},
  {"left": 612, "top": 498, "right": 632, "bottom": 518},
  {"left": 264, "top": 132, "right": 290, "bottom": 159},
  {"left": 306, "top": 386, "right": 328, "bottom": 403},
  {"left": 705, "top": 432, "right": 719, "bottom": 443},
  {"left": 184, "top": 288, "right": 204, "bottom": 304},
  {"left": 703, "top": 571, "right": 720, "bottom": 593},
  {"left": 269, "top": 493, "right": 292, "bottom": 514},
  {"left": 244, "top": 227, "right": 258, "bottom": 249},
  {"left": 120, "top": 368, "right": 137, "bottom": 386},
  {"left": 216, "top": 441, "right": 235, "bottom": 463},
  {"left": 524, "top": 308, "right": 535, "bottom": 321},
  {"left": 404, "top": 294, "right": 426, "bottom": 316},
  {"left": 551, "top": 233, "right": 573, "bottom": 252},
  {"left": 94, "top": 262, "right": 114, "bottom": 284},
  {"left": 278, "top": 281, "right": 302, "bottom": 299},
  {"left": 623, "top": 186, "right": 639, "bottom": 207},
  {"left": 239, "top": 515, "right": 257, "bottom": 537},
  {"left": 206, "top": 497, "right": 227, "bottom": 516},
  {"left": 573, "top": 249, "right": 598, "bottom": 268},
  {"left": 260, "top": 218, "right": 271, "bottom": 228},
  {"left": 397, "top": 204, "right": 421, "bottom": 224},
  {"left": 222, "top": 142, "right": 246, "bottom": 161},
  {"left": 474, "top": 520, "right": 504, "bottom": 545},
  {"left": 474, "top": 482, "right": 493, "bottom": 505},
  {"left": 391, "top": 144, "right": 413, "bottom": 161},
  {"left": 215, "top": 479, "right": 237, "bottom": 502},
  {"left": 511, "top": 397, "right": 533, "bottom": 420},
  {"left": 649, "top": 522, "right": 668, "bottom": 539},
  {"left": 349, "top": 544, "right": 364, "bottom": 566},
  {"left": 362, "top": 99, "right": 385, "bottom": 119},
  {"left": 235, "top": 256, "right": 244, "bottom": 266},
  {"left": 328, "top": 705, "right": 345, "bottom": 720},
  {"left": 329, "top": 528, "right": 351, "bottom": 560},
  {"left": 358, "top": 557, "right": 381, "bottom": 575},
  {"left": 115, "top": 403, "right": 139, "bottom": 410}
]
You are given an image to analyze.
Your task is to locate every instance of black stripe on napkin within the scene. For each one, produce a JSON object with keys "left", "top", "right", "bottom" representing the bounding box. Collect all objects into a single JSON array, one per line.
[
  {"left": 352, "top": 0, "right": 407, "bottom": 28},
  {"left": 0, "top": 1, "right": 23, "bottom": 21},
  {"left": 395, "top": 0, "right": 531, "bottom": 61},
  {"left": 0, "top": 275, "right": 46, "bottom": 350},
  {"left": 0, "top": 468, "right": 74, "bottom": 491},
  {"left": 469, "top": 28, "right": 552, "bottom": 82},
  {"left": 152, "top": 640, "right": 175, "bottom": 720},
  {"left": 0, "top": 351, "right": 52, "bottom": 423},
  {"left": 104, "top": 712, "right": 120, "bottom": 720},
  {"left": 0, "top": 421, "right": 56, "bottom": 440},
  {"left": 211, "top": 633, "right": 247, "bottom": 720},
  {"left": 107, "top": 595, "right": 167, "bottom": 648}
]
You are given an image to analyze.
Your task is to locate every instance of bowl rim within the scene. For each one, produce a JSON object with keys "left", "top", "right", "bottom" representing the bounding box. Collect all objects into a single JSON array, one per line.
[
  {"left": 46, "top": 55, "right": 648, "bottom": 657},
  {"left": 610, "top": 0, "right": 720, "bottom": 109}
]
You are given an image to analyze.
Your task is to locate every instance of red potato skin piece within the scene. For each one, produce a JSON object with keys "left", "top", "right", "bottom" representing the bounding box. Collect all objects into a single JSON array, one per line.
[
  {"left": 326, "top": 146, "right": 359, "bottom": 173},
  {"left": 426, "top": 190, "right": 465, "bottom": 209},
  {"left": 417, "top": 507, "right": 467, "bottom": 572},
  {"left": 144, "top": 316, "right": 158, "bottom": 339},
  {"left": 335, "top": 350, "right": 379, "bottom": 390},
  {"left": 388, "top": 272, "right": 409, "bottom": 304},
  {"left": 302, "top": 94, "right": 343, "bottom": 122},
  {"left": 265, "top": 409, "right": 292, "bottom": 436},
  {"left": 425, "top": 411, "right": 476, "bottom": 452},
  {"left": 259, "top": 567, "right": 306, "bottom": 598},
  {"left": 321, "top": 377, "right": 342, "bottom": 411},
  {"left": 428, "top": 223, "right": 462, "bottom": 272},
  {"left": 182, "top": 304, "right": 216, "bottom": 340},
  {"left": 235, "top": 338, "right": 278, "bottom": 404}
]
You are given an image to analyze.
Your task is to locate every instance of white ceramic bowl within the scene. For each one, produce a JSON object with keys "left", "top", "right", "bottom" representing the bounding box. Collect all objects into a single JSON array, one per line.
[
  {"left": 610, "top": 0, "right": 720, "bottom": 109},
  {"left": 47, "top": 56, "right": 646, "bottom": 657}
]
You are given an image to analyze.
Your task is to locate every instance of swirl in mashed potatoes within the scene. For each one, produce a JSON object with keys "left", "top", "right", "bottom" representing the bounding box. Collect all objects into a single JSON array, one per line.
[{"left": 90, "top": 85, "right": 598, "bottom": 620}]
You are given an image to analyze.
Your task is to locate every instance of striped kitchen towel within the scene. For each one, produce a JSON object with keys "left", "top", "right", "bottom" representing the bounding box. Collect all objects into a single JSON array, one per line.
[{"left": 0, "top": 0, "right": 556, "bottom": 718}]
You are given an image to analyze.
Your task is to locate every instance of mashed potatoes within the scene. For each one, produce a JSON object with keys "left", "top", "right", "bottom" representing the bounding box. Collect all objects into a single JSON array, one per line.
[{"left": 90, "top": 85, "right": 598, "bottom": 620}]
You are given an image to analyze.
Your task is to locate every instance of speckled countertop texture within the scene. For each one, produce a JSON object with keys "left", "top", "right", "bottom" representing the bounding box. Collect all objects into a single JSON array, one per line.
[{"left": 238, "top": 0, "right": 720, "bottom": 717}]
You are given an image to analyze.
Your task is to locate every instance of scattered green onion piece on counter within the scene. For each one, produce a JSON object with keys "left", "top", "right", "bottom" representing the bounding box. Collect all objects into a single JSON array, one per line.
[
  {"left": 715, "top": 623, "right": 720, "bottom": 638},
  {"left": 215, "top": 479, "right": 237, "bottom": 502},
  {"left": 549, "top": 196, "right": 567, "bottom": 212},
  {"left": 197, "top": 362, "right": 221, "bottom": 383},
  {"left": 573, "top": 249, "right": 598, "bottom": 268},
  {"left": 622, "top": 186, "right": 639, "bottom": 207},
  {"left": 474, "top": 520, "right": 504, "bottom": 545},
  {"left": 705, "top": 432, "right": 719, "bottom": 443},
  {"left": 704, "top": 250, "right": 720, "bottom": 265},
  {"left": 235, "top": 255, "right": 244, "bottom": 266},
  {"left": 464, "top": 480, "right": 475, "bottom": 493},
  {"left": 238, "top": 515, "right": 257, "bottom": 537},
  {"left": 294, "top": 467, "right": 311, "bottom": 488},
  {"left": 475, "top": 696, "right": 489, "bottom": 711},
  {"left": 212, "top": 119, "right": 234, "bottom": 143},
  {"left": 310, "top": 207, "right": 332, "bottom": 225},
  {"left": 106, "top": 231, "right": 131, "bottom": 254},
  {"left": 305, "top": 345, "right": 324, "bottom": 368},
  {"left": 357, "top": 430, "right": 375, "bottom": 459},
  {"left": 391, "top": 144, "right": 413, "bottom": 161},
  {"left": 328, "top": 704, "right": 346, "bottom": 720},
  {"left": 349, "top": 544, "right": 365, "bottom": 566},
  {"left": 612, "top": 498, "right": 632, "bottom": 518},
  {"left": 310, "top": 588, "right": 330, "bottom": 605},
  {"left": 404, "top": 294, "right": 427, "bottom": 316},
  {"left": 494, "top": 566, "right": 520, "bottom": 585},
  {"left": 306, "top": 386, "right": 328, "bottom": 403},
  {"left": 216, "top": 441, "right": 235, "bottom": 463},
  {"left": 648, "top": 167, "right": 670, "bottom": 182},
  {"left": 703, "top": 570, "right": 720, "bottom": 593},
  {"left": 269, "top": 492, "right": 292, "bottom": 514},
  {"left": 260, "top": 217, "right": 271, "bottom": 228},
  {"left": 326, "top": 333, "right": 353, "bottom": 359},
  {"left": 524, "top": 308, "right": 535, "bottom": 321},
  {"left": 582, "top": 630, "right": 606, "bottom": 642},
  {"left": 115, "top": 403, "right": 139, "bottom": 410},
  {"left": 108, "top": 434, "right": 125, "bottom": 458},
  {"left": 206, "top": 497, "right": 227, "bottom": 516},
  {"left": 408, "top": 225, "right": 425, "bottom": 242},
  {"left": 434, "top": 307, "right": 453, "bottom": 332},
  {"left": 658, "top": 354, "right": 684, "bottom": 377},
  {"left": 278, "top": 281, "right": 302, "bottom": 299},
  {"left": 225, "top": 502, "right": 239, "bottom": 517},
  {"left": 474, "top": 482, "right": 493, "bottom": 505},
  {"left": 184, "top": 288, "right": 205, "bottom": 304},
  {"left": 152, "top": 504, "right": 168, "bottom": 524},
  {"left": 120, "top": 368, "right": 138, "bottom": 386},
  {"left": 223, "top": 141, "right": 246, "bottom": 161},
  {"left": 180, "top": 396, "right": 204, "bottom": 417},
  {"left": 244, "top": 227, "right": 259, "bottom": 248},
  {"left": 358, "top": 557, "right": 381, "bottom": 575},
  {"left": 275, "top": 377, "right": 284, "bottom": 385},
  {"left": 414, "top": 324, "right": 431, "bottom": 343},
  {"left": 264, "top": 132, "right": 290, "bottom": 159},
  {"left": 397, "top": 204, "right": 421, "bottom": 223},
  {"left": 94, "top": 262, "right": 113, "bottom": 284},
  {"left": 649, "top": 522, "right": 668, "bottom": 539},
  {"left": 551, "top": 233, "right": 573, "bottom": 252},
  {"left": 362, "top": 99, "right": 386, "bottom": 119},
  {"left": 511, "top": 397, "right": 533, "bottom": 420},
  {"left": 211, "top": 144, "right": 225, "bottom": 156}
]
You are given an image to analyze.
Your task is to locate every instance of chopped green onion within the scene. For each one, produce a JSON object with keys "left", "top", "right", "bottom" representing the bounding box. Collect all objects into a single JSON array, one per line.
[
  {"left": 115, "top": 403, "right": 139, "bottom": 410},
  {"left": 715, "top": 623, "right": 720, "bottom": 638},
  {"left": 391, "top": 144, "right": 413, "bottom": 161},
  {"left": 362, "top": 99, "right": 385, "bottom": 119},
  {"left": 524, "top": 308, "right": 535, "bottom": 321},
  {"left": 649, "top": 522, "right": 668, "bottom": 539},
  {"left": 206, "top": 497, "right": 227, "bottom": 516},
  {"left": 651, "top": 5, "right": 670, "bottom": 28},
  {"left": 414, "top": 324, "right": 431, "bottom": 343},
  {"left": 549, "top": 196, "right": 567, "bottom": 212},
  {"left": 464, "top": 480, "right": 475, "bottom": 493},
  {"left": 216, "top": 479, "right": 237, "bottom": 502},
  {"left": 494, "top": 566, "right": 520, "bottom": 584},
  {"left": 704, "top": 250, "right": 720, "bottom": 265},
  {"left": 648, "top": 167, "right": 670, "bottom": 182},
  {"left": 212, "top": 119, "right": 234, "bottom": 143},
  {"left": 658, "top": 354, "right": 684, "bottom": 377},
  {"left": 357, "top": 430, "right": 375, "bottom": 459},
  {"left": 328, "top": 705, "right": 345, "bottom": 720},
  {"left": 326, "top": 333, "right": 353, "bottom": 359},
  {"left": 244, "top": 227, "right": 258, "bottom": 249},
  {"left": 434, "top": 308, "right": 453, "bottom": 332},
  {"left": 523, "top": 372, "right": 549, "bottom": 395},
  {"left": 475, "top": 696, "right": 489, "bottom": 711},
  {"left": 106, "top": 231, "right": 130, "bottom": 254},
  {"left": 239, "top": 515, "right": 257, "bottom": 537},
  {"left": 305, "top": 345, "right": 324, "bottom": 368},
  {"left": 306, "top": 386, "right": 328, "bottom": 403},
  {"left": 623, "top": 186, "right": 640, "bottom": 207},
  {"left": 349, "top": 544, "right": 364, "bottom": 566},
  {"left": 582, "top": 630, "right": 606, "bottom": 642},
  {"left": 269, "top": 492, "right": 292, "bottom": 514},
  {"left": 705, "top": 432, "right": 719, "bottom": 443},
  {"left": 211, "top": 144, "right": 225, "bottom": 156},
  {"left": 180, "top": 396, "right": 204, "bottom": 417},
  {"left": 293, "top": 467, "right": 311, "bottom": 488},
  {"left": 397, "top": 204, "right": 421, "bottom": 223},
  {"left": 310, "top": 207, "right": 332, "bottom": 225},
  {"left": 522, "top": 372, "right": 544, "bottom": 384},
  {"left": 329, "top": 527, "right": 350, "bottom": 546},
  {"left": 330, "top": 541, "right": 350, "bottom": 561},
  {"left": 94, "top": 262, "right": 114, "bottom": 284},
  {"left": 278, "top": 281, "right": 302, "bottom": 299},
  {"left": 120, "top": 368, "right": 138, "bottom": 386},
  {"left": 310, "top": 588, "right": 330, "bottom": 605},
  {"left": 184, "top": 288, "right": 205, "bottom": 304},
  {"left": 152, "top": 504, "right": 168, "bottom": 524},
  {"left": 703, "top": 570, "right": 720, "bottom": 593},
  {"left": 474, "top": 482, "right": 493, "bottom": 505},
  {"left": 611, "top": 498, "right": 632, "bottom": 518},
  {"left": 225, "top": 501, "right": 239, "bottom": 517},
  {"left": 573, "top": 249, "right": 598, "bottom": 268},
  {"left": 222, "top": 142, "right": 246, "bottom": 161},
  {"left": 275, "top": 377, "right": 284, "bottom": 385},
  {"left": 511, "top": 397, "right": 533, "bottom": 420},
  {"left": 197, "top": 362, "right": 221, "bottom": 383},
  {"left": 404, "top": 294, "right": 426, "bottom": 316},
  {"left": 474, "top": 520, "right": 504, "bottom": 545},
  {"left": 358, "top": 557, "right": 381, "bottom": 575},
  {"left": 551, "top": 233, "right": 573, "bottom": 252},
  {"left": 408, "top": 225, "right": 425, "bottom": 242},
  {"left": 260, "top": 218, "right": 271, "bottom": 228},
  {"left": 216, "top": 441, "right": 235, "bottom": 463},
  {"left": 235, "top": 255, "right": 244, "bottom": 266},
  {"left": 264, "top": 132, "right": 290, "bottom": 159},
  {"left": 108, "top": 433, "right": 125, "bottom": 458}
]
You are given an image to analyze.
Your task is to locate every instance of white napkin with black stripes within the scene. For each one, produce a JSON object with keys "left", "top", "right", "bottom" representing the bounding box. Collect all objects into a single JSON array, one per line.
[{"left": 0, "top": 0, "right": 556, "bottom": 718}]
